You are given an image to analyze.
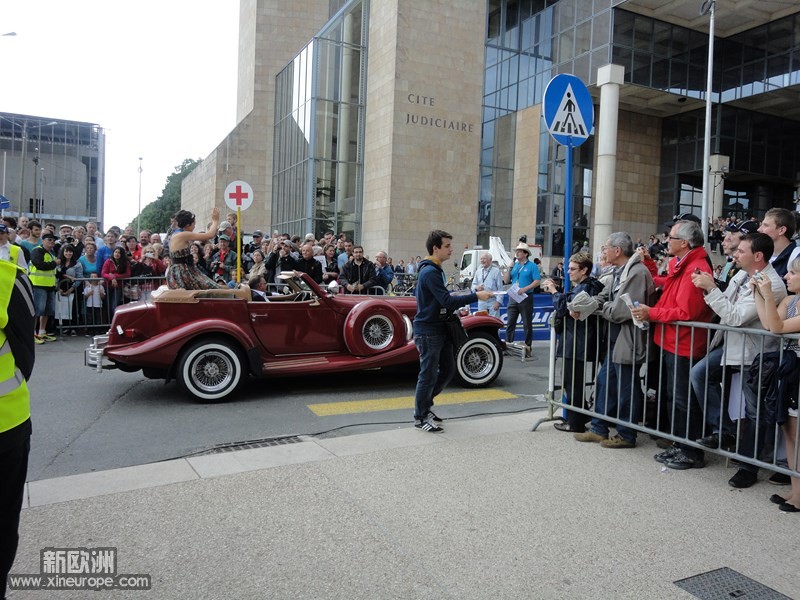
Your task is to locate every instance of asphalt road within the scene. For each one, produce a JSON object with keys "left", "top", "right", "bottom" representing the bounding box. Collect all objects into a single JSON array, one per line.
[{"left": 26, "top": 337, "right": 551, "bottom": 481}]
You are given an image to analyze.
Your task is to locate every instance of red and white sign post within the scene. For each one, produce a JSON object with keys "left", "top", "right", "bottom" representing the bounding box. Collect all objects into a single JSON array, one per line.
[{"left": 223, "top": 180, "right": 254, "bottom": 283}]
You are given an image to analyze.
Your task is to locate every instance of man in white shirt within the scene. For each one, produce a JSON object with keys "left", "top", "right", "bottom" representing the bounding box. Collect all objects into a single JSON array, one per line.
[
  {"left": 471, "top": 252, "right": 503, "bottom": 316},
  {"left": 690, "top": 232, "right": 786, "bottom": 488}
]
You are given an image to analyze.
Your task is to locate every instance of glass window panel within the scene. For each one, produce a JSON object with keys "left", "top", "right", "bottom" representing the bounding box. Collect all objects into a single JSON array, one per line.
[
  {"left": 574, "top": 53, "right": 590, "bottom": 83},
  {"left": 611, "top": 45, "right": 632, "bottom": 77},
  {"left": 612, "top": 8, "right": 634, "bottom": 48},
  {"left": 719, "top": 40, "right": 742, "bottom": 70},
  {"left": 575, "top": 20, "right": 591, "bottom": 56},
  {"left": 670, "top": 61, "right": 687, "bottom": 92},
  {"left": 559, "top": 29, "right": 574, "bottom": 62},
  {"left": 671, "top": 26, "right": 689, "bottom": 60},
  {"left": 558, "top": 0, "right": 575, "bottom": 32},
  {"left": 743, "top": 62, "right": 765, "bottom": 95},
  {"left": 742, "top": 38, "right": 765, "bottom": 63},
  {"left": 485, "top": 64, "right": 498, "bottom": 94},
  {"left": 505, "top": 1, "right": 520, "bottom": 50},
  {"left": 688, "top": 64, "right": 706, "bottom": 96},
  {"left": 590, "top": 46, "right": 609, "bottom": 83},
  {"left": 651, "top": 57, "right": 669, "bottom": 89},
  {"left": 521, "top": 16, "right": 535, "bottom": 51},
  {"left": 631, "top": 52, "right": 650, "bottom": 86},
  {"left": 488, "top": 1, "right": 502, "bottom": 44},
  {"left": 689, "top": 32, "right": 708, "bottom": 64},
  {"left": 591, "top": 11, "right": 610, "bottom": 50},
  {"left": 633, "top": 15, "right": 653, "bottom": 52},
  {"left": 767, "top": 55, "right": 790, "bottom": 88}
]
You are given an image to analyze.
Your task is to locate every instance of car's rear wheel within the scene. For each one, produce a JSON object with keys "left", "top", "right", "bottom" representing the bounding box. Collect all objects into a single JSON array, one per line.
[
  {"left": 455, "top": 332, "right": 503, "bottom": 387},
  {"left": 177, "top": 338, "right": 246, "bottom": 402}
]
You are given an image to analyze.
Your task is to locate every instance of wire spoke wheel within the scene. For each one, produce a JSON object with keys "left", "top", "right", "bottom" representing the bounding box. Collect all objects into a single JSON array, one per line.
[
  {"left": 363, "top": 315, "right": 394, "bottom": 350},
  {"left": 455, "top": 332, "right": 503, "bottom": 387},
  {"left": 192, "top": 350, "right": 235, "bottom": 392}
]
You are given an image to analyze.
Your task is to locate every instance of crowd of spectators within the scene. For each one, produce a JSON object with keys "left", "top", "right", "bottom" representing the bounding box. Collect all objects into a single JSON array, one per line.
[
  {"left": 0, "top": 214, "right": 415, "bottom": 340},
  {"left": 545, "top": 208, "right": 800, "bottom": 512}
]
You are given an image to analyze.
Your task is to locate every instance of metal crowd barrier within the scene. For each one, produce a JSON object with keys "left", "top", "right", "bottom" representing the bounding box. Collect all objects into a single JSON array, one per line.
[
  {"left": 533, "top": 317, "right": 800, "bottom": 480},
  {"left": 52, "top": 275, "right": 166, "bottom": 336}
]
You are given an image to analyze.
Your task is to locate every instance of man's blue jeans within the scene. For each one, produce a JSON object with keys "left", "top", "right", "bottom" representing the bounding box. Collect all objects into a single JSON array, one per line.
[
  {"left": 690, "top": 345, "right": 734, "bottom": 437},
  {"left": 589, "top": 355, "right": 642, "bottom": 444},
  {"left": 414, "top": 333, "right": 455, "bottom": 420}
]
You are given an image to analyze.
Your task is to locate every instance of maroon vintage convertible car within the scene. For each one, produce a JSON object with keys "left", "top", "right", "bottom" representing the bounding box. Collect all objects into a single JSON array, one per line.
[{"left": 85, "top": 273, "right": 505, "bottom": 402}]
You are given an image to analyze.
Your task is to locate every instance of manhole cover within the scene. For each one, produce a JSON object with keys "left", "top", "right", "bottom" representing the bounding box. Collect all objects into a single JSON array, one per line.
[{"left": 675, "top": 567, "right": 791, "bottom": 600}]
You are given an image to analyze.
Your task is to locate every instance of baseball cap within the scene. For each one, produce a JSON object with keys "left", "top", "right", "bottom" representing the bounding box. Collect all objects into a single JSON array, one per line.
[
  {"left": 218, "top": 234, "right": 230, "bottom": 242},
  {"left": 0, "top": 224, "right": 8, "bottom": 233},
  {"left": 252, "top": 230, "right": 264, "bottom": 237},
  {"left": 41, "top": 232, "right": 57, "bottom": 240},
  {"left": 673, "top": 212, "right": 701, "bottom": 224},
  {"left": 60, "top": 224, "right": 73, "bottom": 231},
  {"left": 735, "top": 220, "right": 758, "bottom": 235}
]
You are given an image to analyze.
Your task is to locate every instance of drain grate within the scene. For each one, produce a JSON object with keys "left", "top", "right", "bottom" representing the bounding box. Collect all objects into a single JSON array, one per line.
[
  {"left": 675, "top": 567, "right": 791, "bottom": 600},
  {"left": 195, "top": 436, "right": 303, "bottom": 456}
]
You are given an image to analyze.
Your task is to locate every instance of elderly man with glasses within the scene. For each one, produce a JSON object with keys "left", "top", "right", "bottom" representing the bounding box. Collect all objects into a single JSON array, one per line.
[
  {"left": 631, "top": 219, "right": 716, "bottom": 470},
  {"left": 574, "top": 232, "right": 655, "bottom": 447}
]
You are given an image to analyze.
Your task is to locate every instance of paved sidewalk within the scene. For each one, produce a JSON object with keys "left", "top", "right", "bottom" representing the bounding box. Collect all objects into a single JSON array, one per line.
[{"left": 9, "top": 411, "right": 799, "bottom": 599}]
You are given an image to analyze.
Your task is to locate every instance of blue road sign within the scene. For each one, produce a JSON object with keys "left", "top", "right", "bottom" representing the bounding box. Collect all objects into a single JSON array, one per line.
[
  {"left": 0, "top": 195, "right": 10, "bottom": 210},
  {"left": 543, "top": 74, "right": 594, "bottom": 147}
]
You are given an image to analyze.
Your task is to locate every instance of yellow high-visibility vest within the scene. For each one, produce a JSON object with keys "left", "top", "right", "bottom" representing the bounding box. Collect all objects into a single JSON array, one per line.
[
  {"left": 0, "top": 260, "right": 31, "bottom": 433},
  {"left": 28, "top": 248, "right": 56, "bottom": 288}
]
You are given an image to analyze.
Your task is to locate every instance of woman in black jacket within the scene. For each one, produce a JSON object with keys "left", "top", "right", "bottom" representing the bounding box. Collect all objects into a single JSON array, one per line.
[{"left": 543, "top": 253, "right": 605, "bottom": 433}]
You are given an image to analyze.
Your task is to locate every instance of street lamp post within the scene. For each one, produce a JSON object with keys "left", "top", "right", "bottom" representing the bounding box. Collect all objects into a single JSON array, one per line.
[
  {"left": 700, "top": 0, "right": 716, "bottom": 242},
  {"left": 31, "top": 147, "right": 39, "bottom": 218},
  {"left": 137, "top": 157, "right": 143, "bottom": 236}
]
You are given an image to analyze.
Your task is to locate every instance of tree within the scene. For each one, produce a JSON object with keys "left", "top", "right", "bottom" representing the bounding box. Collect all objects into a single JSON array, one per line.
[{"left": 129, "top": 158, "right": 200, "bottom": 233}]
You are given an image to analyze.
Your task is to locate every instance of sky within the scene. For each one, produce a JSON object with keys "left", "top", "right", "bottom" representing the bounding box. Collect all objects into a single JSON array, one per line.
[{"left": 2, "top": 1, "right": 239, "bottom": 229}]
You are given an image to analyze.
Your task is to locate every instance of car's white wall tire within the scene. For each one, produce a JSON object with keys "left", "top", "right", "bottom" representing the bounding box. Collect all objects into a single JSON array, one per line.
[
  {"left": 177, "top": 338, "right": 246, "bottom": 402},
  {"left": 455, "top": 332, "right": 503, "bottom": 387}
]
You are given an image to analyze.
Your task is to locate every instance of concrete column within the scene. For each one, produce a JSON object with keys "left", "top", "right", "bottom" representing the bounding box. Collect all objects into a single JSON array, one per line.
[
  {"left": 592, "top": 64, "right": 625, "bottom": 257},
  {"left": 709, "top": 154, "right": 729, "bottom": 222}
]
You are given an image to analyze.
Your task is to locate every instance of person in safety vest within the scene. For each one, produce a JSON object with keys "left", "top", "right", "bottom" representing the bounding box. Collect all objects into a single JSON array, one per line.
[
  {"left": 0, "top": 260, "right": 35, "bottom": 599},
  {"left": 29, "top": 232, "right": 58, "bottom": 344},
  {"left": 0, "top": 224, "right": 27, "bottom": 269}
]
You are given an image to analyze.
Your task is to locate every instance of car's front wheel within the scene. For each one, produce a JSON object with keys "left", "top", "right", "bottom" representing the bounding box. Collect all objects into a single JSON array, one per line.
[
  {"left": 177, "top": 338, "right": 246, "bottom": 402},
  {"left": 455, "top": 332, "right": 503, "bottom": 387}
]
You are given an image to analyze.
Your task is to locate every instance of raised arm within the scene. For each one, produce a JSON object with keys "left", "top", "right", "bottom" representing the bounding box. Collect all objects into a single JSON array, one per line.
[{"left": 752, "top": 277, "right": 795, "bottom": 333}]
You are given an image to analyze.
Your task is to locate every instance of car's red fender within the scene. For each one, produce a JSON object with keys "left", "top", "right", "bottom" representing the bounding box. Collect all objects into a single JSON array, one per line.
[
  {"left": 343, "top": 299, "right": 407, "bottom": 356},
  {"left": 104, "top": 318, "right": 259, "bottom": 371}
]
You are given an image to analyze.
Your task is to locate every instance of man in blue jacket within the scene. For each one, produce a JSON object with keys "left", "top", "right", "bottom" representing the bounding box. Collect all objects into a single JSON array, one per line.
[{"left": 413, "top": 230, "right": 494, "bottom": 432}]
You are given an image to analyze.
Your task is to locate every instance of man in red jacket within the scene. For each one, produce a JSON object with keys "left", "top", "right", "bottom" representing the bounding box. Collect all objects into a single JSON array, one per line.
[{"left": 631, "top": 219, "right": 715, "bottom": 470}]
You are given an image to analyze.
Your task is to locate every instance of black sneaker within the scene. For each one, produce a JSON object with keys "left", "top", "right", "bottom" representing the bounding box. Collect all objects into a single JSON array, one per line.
[
  {"left": 414, "top": 418, "right": 444, "bottom": 433},
  {"left": 768, "top": 472, "right": 791, "bottom": 486},
  {"left": 696, "top": 432, "right": 736, "bottom": 451},
  {"left": 426, "top": 410, "right": 443, "bottom": 423},
  {"left": 666, "top": 450, "right": 706, "bottom": 470},
  {"left": 728, "top": 469, "right": 758, "bottom": 489},
  {"left": 654, "top": 446, "right": 679, "bottom": 464}
]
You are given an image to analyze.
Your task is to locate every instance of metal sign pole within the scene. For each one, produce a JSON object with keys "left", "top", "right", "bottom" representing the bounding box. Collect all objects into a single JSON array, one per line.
[{"left": 563, "top": 140, "right": 574, "bottom": 293}]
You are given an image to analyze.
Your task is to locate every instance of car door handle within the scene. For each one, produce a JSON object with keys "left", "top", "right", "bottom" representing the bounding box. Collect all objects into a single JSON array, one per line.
[{"left": 250, "top": 313, "right": 269, "bottom": 320}]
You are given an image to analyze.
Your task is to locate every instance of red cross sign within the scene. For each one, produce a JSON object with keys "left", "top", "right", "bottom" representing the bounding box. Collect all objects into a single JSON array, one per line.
[{"left": 223, "top": 180, "right": 253, "bottom": 211}]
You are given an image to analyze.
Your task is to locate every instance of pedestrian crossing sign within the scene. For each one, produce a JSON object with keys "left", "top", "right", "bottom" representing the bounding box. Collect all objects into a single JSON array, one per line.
[{"left": 543, "top": 74, "right": 594, "bottom": 147}]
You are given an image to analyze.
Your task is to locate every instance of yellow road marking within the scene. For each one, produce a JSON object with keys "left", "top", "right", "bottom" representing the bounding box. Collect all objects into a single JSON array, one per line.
[{"left": 308, "top": 389, "right": 518, "bottom": 416}]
